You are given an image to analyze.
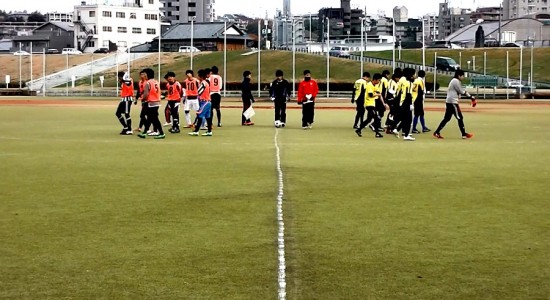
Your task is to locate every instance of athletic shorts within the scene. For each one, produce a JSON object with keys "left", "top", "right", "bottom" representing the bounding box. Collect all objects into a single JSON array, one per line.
[
  {"left": 184, "top": 98, "right": 200, "bottom": 111},
  {"left": 211, "top": 93, "right": 221, "bottom": 109},
  {"left": 197, "top": 101, "right": 212, "bottom": 119}
]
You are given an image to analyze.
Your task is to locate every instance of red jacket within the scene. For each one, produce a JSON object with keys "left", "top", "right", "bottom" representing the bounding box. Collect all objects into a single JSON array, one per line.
[{"left": 297, "top": 79, "right": 319, "bottom": 103}]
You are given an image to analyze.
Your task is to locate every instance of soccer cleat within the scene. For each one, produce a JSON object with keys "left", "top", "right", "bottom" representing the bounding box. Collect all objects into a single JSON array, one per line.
[
  {"left": 462, "top": 133, "right": 474, "bottom": 139},
  {"left": 124, "top": 130, "right": 133, "bottom": 135},
  {"left": 412, "top": 129, "right": 420, "bottom": 134},
  {"left": 307, "top": 123, "right": 313, "bottom": 129},
  {"left": 217, "top": 123, "right": 222, "bottom": 127},
  {"left": 422, "top": 128, "right": 431, "bottom": 133},
  {"left": 202, "top": 131, "right": 213, "bottom": 136},
  {"left": 147, "top": 131, "right": 159, "bottom": 136},
  {"left": 355, "top": 129, "right": 362, "bottom": 137},
  {"left": 154, "top": 134, "right": 166, "bottom": 139},
  {"left": 375, "top": 133, "right": 384, "bottom": 138},
  {"left": 433, "top": 132, "right": 444, "bottom": 139},
  {"left": 137, "top": 132, "right": 147, "bottom": 139},
  {"left": 403, "top": 135, "right": 416, "bottom": 141},
  {"left": 188, "top": 132, "right": 199, "bottom": 136},
  {"left": 353, "top": 125, "right": 359, "bottom": 129},
  {"left": 163, "top": 122, "right": 172, "bottom": 127},
  {"left": 302, "top": 126, "right": 309, "bottom": 130},
  {"left": 392, "top": 129, "right": 400, "bottom": 138},
  {"left": 168, "top": 128, "right": 180, "bottom": 134},
  {"left": 119, "top": 129, "right": 127, "bottom": 135}
]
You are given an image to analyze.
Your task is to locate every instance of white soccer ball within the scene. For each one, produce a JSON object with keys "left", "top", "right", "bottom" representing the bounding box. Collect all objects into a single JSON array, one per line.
[{"left": 274, "top": 120, "right": 281, "bottom": 128}]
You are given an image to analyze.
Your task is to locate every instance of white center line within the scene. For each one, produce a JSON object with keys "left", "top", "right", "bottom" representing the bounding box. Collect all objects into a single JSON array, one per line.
[{"left": 274, "top": 128, "right": 287, "bottom": 300}]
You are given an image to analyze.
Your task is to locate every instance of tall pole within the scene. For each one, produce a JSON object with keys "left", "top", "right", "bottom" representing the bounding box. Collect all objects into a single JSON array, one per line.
[
  {"left": 434, "top": 52, "right": 437, "bottom": 100},
  {"left": 392, "top": 18, "right": 396, "bottom": 71},
  {"left": 506, "top": 51, "right": 509, "bottom": 100},
  {"left": 42, "top": 48, "right": 46, "bottom": 96},
  {"left": 223, "top": 20, "right": 227, "bottom": 97},
  {"left": 520, "top": 46, "right": 523, "bottom": 86},
  {"left": 91, "top": 53, "right": 94, "bottom": 96},
  {"left": 19, "top": 42, "right": 22, "bottom": 88},
  {"left": 158, "top": 18, "right": 161, "bottom": 83},
  {"left": 360, "top": 18, "right": 364, "bottom": 76},
  {"left": 65, "top": 53, "right": 69, "bottom": 96},
  {"left": 422, "top": 18, "right": 425, "bottom": 70},
  {"left": 30, "top": 42, "right": 33, "bottom": 90},
  {"left": 292, "top": 20, "right": 296, "bottom": 97},
  {"left": 326, "top": 17, "right": 330, "bottom": 98},
  {"left": 190, "top": 18, "right": 194, "bottom": 70},
  {"left": 530, "top": 43, "right": 534, "bottom": 92},
  {"left": 258, "top": 19, "right": 261, "bottom": 97}
]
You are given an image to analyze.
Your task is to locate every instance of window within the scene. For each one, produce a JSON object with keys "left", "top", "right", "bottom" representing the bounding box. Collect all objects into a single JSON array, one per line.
[
  {"left": 116, "top": 12, "right": 125, "bottom": 18},
  {"left": 189, "top": 11, "right": 196, "bottom": 17},
  {"left": 149, "top": 0, "right": 154, "bottom": 3},
  {"left": 147, "top": 28, "right": 156, "bottom": 34},
  {"left": 145, "top": 13, "right": 158, "bottom": 20},
  {"left": 118, "top": 27, "right": 127, "bottom": 33},
  {"left": 117, "top": 41, "right": 127, "bottom": 47},
  {"left": 102, "top": 26, "right": 112, "bottom": 32},
  {"left": 189, "top": 2, "right": 196, "bottom": 7},
  {"left": 103, "top": 40, "right": 109, "bottom": 47},
  {"left": 168, "top": 2, "right": 171, "bottom": 7},
  {"left": 132, "top": 27, "right": 142, "bottom": 34},
  {"left": 86, "top": 41, "right": 95, "bottom": 47},
  {"left": 89, "top": 11, "right": 95, "bottom": 17},
  {"left": 102, "top": 11, "right": 112, "bottom": 17},
  {"left": 130, "top": 13, "right": 136, "bottom": 19}
]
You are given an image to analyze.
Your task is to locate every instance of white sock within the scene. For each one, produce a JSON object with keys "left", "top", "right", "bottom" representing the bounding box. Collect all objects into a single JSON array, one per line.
[{"left": 185, "top": 111, "right": 191, "bottom": 125}]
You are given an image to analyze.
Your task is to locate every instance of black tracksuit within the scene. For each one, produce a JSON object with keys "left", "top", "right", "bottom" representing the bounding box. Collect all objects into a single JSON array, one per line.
[
  {"left": 269, "top": 78, "right": 291, "bottom": 124},
  {"left": 241, "top": 78, "right": 254, "bottom": 124}
]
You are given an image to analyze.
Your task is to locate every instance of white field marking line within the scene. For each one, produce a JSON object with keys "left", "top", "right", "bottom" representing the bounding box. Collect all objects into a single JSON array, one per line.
[{"left": 274, "top": 128, "right": 287, "bottom": 300}]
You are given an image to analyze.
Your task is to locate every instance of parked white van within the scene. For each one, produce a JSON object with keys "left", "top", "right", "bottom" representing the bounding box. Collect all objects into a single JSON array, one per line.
[
  {"left": 62, "top": 48, "right": 83, "bottom": 55},
  {"left": 178, "top": 46, "right": 200, "bottom": 53}
]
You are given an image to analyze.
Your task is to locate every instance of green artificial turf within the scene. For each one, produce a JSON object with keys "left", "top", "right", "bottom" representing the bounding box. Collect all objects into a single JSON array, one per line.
[{"left": 0, "top": 102, "right": 548, "bottom": 299}]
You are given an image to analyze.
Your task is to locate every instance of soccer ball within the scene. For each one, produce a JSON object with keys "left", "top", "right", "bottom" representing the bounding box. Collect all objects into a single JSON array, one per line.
[{"left": 274, "top": 120, "right": 281, "bottom": 128}]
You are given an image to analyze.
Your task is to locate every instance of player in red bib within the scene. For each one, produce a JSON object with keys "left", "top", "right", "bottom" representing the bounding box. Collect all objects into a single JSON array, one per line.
[
  {"left": 209, "top": 66, "right": 223, "bottom": 127},
  {"left": 116, "top": 71, "right": 134, "bottom": 135},
  {"left": 164, "top": 72, "right": 183, "bottom": 133}
]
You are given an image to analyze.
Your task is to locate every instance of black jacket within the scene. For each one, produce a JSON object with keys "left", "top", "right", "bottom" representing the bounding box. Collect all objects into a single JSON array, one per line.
[
  {"left": 241, "top": 78, "right": 254, "bottom": 102},
  {"left": 269, "top": 79, "right": 291, "bottom": 101}
]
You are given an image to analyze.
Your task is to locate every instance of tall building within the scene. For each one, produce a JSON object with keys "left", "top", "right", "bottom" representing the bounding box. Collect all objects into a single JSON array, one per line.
[
  {"left": 283, "top": 0, "right": 291, "bottom": 18},
  {"left": 318, "top": 2, "right": 364, "bottom": 41},
  {"left": 502, "top": 0, "right": 545, "bottom": 20},
  {"left": 73, "top": 0, "right": 162, "bottom": 53},
  {"left": 47, "top": 12, "right": 74, "bottom": 23},
  {"left": 393, "top": 6, "right": 408, "bottom": 23},
  {"left": 438, "top": 1, "right": 471, "bottom": 39},
  {"left": 161, "top": 0, "right": 215, "bottom": 24}
]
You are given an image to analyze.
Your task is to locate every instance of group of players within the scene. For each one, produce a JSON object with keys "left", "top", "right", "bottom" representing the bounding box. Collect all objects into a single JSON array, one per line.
[
  {"left": 114, "top": 64, "right": 476, "bottom": 140},
  {"left": 115, "top": 66, "right": 223, "bottom": 139},
  {"left": 352, "top": 67, "right": 477, "bottom": 141}
]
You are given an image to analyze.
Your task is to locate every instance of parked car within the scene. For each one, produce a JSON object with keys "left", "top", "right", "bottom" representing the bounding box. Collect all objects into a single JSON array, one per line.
[
  {"left": 46, "top": 49, "right": 60, "bottom": 54},
  {"left": 436, "top": 56, "right": 461, "bottom": 71},
  {"left": 329, "top": 46, "right": 351, "bottom": 58},
  {"left": 178, "top": 46, "right": 200, "bottom": 53},
  {"left": 502, "top": 42, "right": 522, "bottom": 48},
  {"left": 62, "top": 48, "right": 82, "bottom": 55},
  {"left": 13, "top": 50, "right": 30, "bottom": 56},
  {"left": 93, "top": 48, "right": 110, "bottom": 54},
  {"left": 426, "top": 41, "right": 462, "bottom": 49}
]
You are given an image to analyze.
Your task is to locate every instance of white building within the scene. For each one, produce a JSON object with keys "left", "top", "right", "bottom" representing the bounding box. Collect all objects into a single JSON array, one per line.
[
  {"left": 73, "top": 0, "right": 161, "bottom": 53},
  {"left": 47, "top": 12, "right": 74, "bottom": 23},
  {"left": 503, "top": 0, "right": 549, "bottom": 20}
]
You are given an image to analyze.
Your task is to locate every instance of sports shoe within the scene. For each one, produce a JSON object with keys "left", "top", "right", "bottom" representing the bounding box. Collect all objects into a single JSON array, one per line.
[
  {"left": 163, "top": 122, "right": 172, "bottom": 127},
  {"left": 217, "top": 123, "right": 222, "bottom": 127},
  {"left": 202, "top": 131, "right": 213, "bottom": 136},
  {"left": 146, "top": 130, "right": 154, "bottom": 134},
  {"left": 302, "top": 126, "right": 309, "bottom": 130},
  {"left": 353, "top": 125, "right": 359, "bottom": 129},
  {"left": 392, "top": 129, "right": 400, "bottom": 138},
  {"left": 124, "top": 130, "right": 133, "bottom": 135},
  {"left": 433, "top": 132, "right": 444, "bottom": 139},
  {"left": 422, "top": 128, "right": 431, "bottom": 133},
  {"left": 148, "top": 131, "right": 159, "bottom": 136},
  {"left": 375, "top": 133, "right": 384, "bottom": 138},
  {"left": 355, "top": 129, "right": 362, "bottom": 137},
  {"left": 168, "top": 128, "right": 180, "bottom": 134},
  {"left": 246, "top": 121, "right": 255, "bottom": 126},
  {"left": 307, "top": 123, "right": 313, "bottom": 129},
  {"left": 462, "top": 133, "right": 474, "bottom": 139},
  {"left": 412, "top": 129, "right": 420, "bottom": 134},
  {"left": 403, "top": 135, "right": 416, "bottom": 141},
  {"left": 385, "top": 128, "right": 392, "bottom": 134},
  {"left": 119, "top": 129, "right": 127, "bottom": 135},
  {"left": 137, "top": 132, "right": 147, "bottom": 139},
  {"left": 188, "top": 132, "right": 199, "bottom": 136},
  {"left": 200, "top": 126, "right": 208, "bottom": 130},
  {"left": 154, "top": 134, "right": 166, "bottom": 139}
]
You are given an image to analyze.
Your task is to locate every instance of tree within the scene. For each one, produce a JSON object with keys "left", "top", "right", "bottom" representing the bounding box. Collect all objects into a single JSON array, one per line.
[{"left": 28, "top": 11, "right": 46, "bottom": 22}]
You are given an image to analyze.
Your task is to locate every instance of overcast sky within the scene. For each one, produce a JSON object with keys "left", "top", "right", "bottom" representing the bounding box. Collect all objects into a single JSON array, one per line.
[{"left": 2, "top": 0, "right": 502, "bottom": 18}]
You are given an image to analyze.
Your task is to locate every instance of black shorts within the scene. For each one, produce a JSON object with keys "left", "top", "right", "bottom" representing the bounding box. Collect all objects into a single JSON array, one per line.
[
  {"left": 414, "top": 101, "right": 424, "bottom": 116},
  {"left": 211, "top": 93, "right": 221, "bottom": 109}
]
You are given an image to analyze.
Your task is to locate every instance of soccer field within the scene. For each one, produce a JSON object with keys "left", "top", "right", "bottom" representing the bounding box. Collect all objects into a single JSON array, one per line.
[{"left": 1, "top": 100, "right": 549, "bottom": 299}]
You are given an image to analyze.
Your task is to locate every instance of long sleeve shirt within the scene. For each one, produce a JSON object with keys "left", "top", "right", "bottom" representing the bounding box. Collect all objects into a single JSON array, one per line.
[
  {"left": 241, "top": 78, "right": 254, "bottom": 102},
  {"left": 446, "top": 78, "right": 471, "bottom": 104},
  {"left": 297, "top": 79, "right": 319, "bottom": 103},
  {"left": 269, "top": 79, "right": 291, "bottom": 101}
]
